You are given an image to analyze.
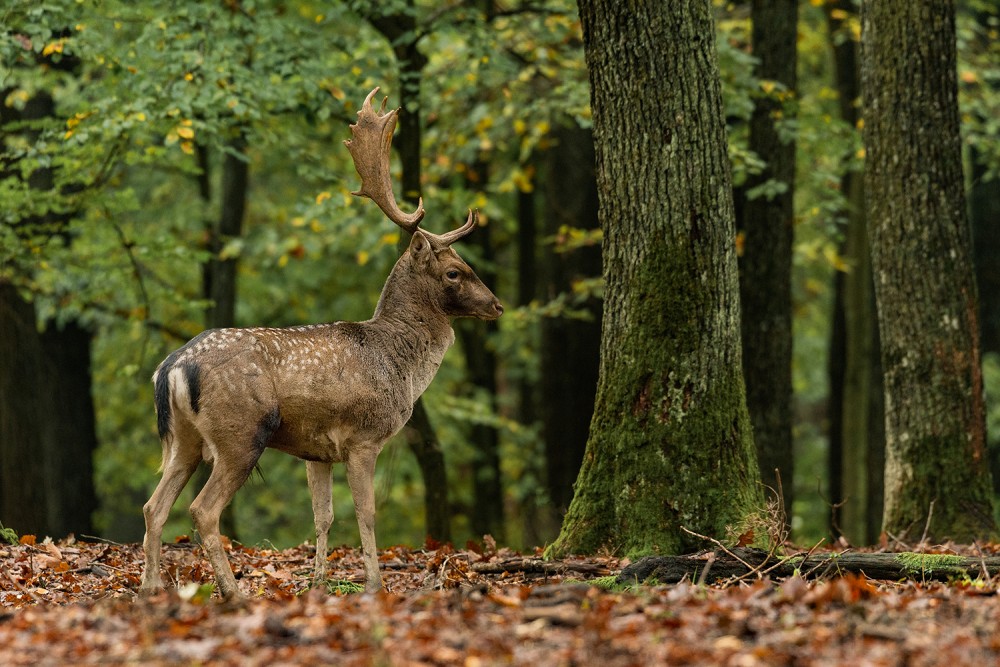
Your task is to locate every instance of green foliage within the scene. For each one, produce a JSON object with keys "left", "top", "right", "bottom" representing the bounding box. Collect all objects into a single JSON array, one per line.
[
  {"left": 0, "top": 522, "right": 18, "bottom": 545},
  {"left": 4, "top": 0, "right": 997, "bottom": 551}
]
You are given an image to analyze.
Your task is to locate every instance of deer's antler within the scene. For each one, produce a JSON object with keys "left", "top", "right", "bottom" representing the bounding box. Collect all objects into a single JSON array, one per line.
[{"left": 344, "top": 87, "right": 425, "bottom": 233}]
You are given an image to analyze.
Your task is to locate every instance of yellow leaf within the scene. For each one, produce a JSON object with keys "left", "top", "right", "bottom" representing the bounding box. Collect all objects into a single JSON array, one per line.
[
  {"left": 42, "top": 41, "right": 64, "bottom": 56},
  {"left": 761, "top": 80, "right": 776, "bottom": 94},
  {"left": 180, "top": 141, "right": 194, "bottom": 155},
  {"left": 291, "top": 216, "right": 306, "bottom": 227},
  {"left": 513, "top": 119, "right": 526, "bottom": 135},
  {"left": 315, "top": 191, "right": 331, "bottom": 204},
  {"left": 176, "top": 126, "right": 194, "bottom": 139},
  {"left": 310, "top": 219, "right": 323, "bottom": 233},
  {"left": 855, "top": 147, "right": 865, "bottom": 159},
  {"left": 184, "top": 72, "right": 194, "bottom": 81},
  {"left": 961, "top": 70, "right": 979, "bottom": 84},
  {"left": 380, "top": 231, "right": 400, "bottom": 246},
  {"left": 475, "top": 116, "right": 493, "bottom": 134},
  {"left": 278, "top": 254, "right": 289, "bottom": 267},
  {"left": 830, "top": 8, "right": 849, "bottom": 20},
  {"left": 356, "top": 250, "right": 370, "bottom": 266}
]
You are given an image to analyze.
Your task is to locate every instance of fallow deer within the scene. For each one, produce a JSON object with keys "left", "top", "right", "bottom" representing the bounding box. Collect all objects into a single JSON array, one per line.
[{"left": 139, "top": 88, "right": 503, "bottom": 599}]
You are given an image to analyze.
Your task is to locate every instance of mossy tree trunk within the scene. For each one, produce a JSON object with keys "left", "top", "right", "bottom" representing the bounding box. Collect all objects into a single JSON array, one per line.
[
  {"left": 548, "top": 0, "right": 763, "bottom": 558},
  {"left": 861, "top": 0, "right": 996, "bottom": 542}
]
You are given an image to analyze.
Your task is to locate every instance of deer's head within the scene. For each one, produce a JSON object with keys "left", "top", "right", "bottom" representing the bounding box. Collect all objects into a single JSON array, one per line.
[{"left": 345, "top": 88, "right": 503, "bottom": 321}]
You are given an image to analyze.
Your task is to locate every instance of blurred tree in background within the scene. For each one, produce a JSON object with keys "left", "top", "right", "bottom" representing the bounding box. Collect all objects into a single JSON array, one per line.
[{"left": 1, "top": 0, "right": 998, "bottom": 552}]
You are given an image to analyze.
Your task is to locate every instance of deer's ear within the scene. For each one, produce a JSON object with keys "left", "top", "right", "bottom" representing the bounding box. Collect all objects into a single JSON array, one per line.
[{"left": 409, "top": 230, "right": 433, "bottom": 263}]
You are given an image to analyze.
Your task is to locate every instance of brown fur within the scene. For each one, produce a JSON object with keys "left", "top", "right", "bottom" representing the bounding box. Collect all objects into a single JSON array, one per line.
[{"left": 139, "top": 231, "right": 502, "bottom": 599}]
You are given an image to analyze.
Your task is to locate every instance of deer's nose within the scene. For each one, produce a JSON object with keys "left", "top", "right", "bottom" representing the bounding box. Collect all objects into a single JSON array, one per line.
[{"left": 494, "top": 301, "right": 504, "bottom": 316}]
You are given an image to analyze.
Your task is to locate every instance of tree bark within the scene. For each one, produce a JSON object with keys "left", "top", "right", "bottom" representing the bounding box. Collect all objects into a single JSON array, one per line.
[
  {"left": 455, "top": 184, "right": 504, "bottom": 540},
  {"left": 0, "top": 79, "right": 97, "bottom": 539},
  {"left": 739, "top": 0, "right": 797, "bottom": 521},
  {"left": 539, "top": 124, "right": 601, "bottom": 520},
  {"left": 368, "top": 3, "right": 452, "bottom": 542},
  {"left": 861, "top": 0, "right": 996, "bottom": 542},
  {"left": 824, "top": 0, "right": 885, "bottom": 545},
  {"left": 620, "top": 548, "right": 1000, "bottom": 585},
  {"left": 548, "top": 0, "right": 763, "bottom": 558}
]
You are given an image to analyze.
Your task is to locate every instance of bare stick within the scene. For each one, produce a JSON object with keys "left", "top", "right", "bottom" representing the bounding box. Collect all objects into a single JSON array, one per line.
[{"left": 680, "top": 526, "right": 755, "bottom": 573}]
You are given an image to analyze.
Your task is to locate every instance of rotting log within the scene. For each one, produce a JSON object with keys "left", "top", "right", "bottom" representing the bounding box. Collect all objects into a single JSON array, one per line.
[{"left": 617, "top": 548, "right": 1000, "bottom": 585}]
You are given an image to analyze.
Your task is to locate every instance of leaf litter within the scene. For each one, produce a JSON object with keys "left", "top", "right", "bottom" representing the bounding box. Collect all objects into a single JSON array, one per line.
[{"left": 2, "top": 536, "right": 1000, "bottom": 665}]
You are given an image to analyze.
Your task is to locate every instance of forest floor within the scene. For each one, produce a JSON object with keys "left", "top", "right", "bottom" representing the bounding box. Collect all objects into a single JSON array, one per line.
[{"left": 2, "top": 536, "right": 1000, "bottom": 665}]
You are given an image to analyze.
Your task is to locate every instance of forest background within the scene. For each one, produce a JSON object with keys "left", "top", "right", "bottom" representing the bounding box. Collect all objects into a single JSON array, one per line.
[{"left": 1, "top": 0, "right": 999, "bottom": 555}]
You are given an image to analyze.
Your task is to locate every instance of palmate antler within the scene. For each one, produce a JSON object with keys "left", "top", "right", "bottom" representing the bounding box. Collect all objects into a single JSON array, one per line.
[{"left": 344, "top": 87, "right": 477, "bottom": 247}]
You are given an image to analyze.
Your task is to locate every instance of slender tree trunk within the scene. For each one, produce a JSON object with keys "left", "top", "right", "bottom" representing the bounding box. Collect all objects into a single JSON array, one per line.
[
  {"left": 515, "top": 182, "right": 548, "bottom": 546},
  {"left": 191, "top": 134, "right": 248, "bottom": 540},
  {"left": 861, "top": 0, "right": 996, "bottom": 542},
  {"left": 368, "top": 5, "right": 452, "bottom": 541},
  {"left": 539, "top": 124, "right": 601, "bottom": 521},
  {"left": 739, "top": 0, "right": 797, "bottom": 519},
  {"left": 549, "top": 0, "right": 763, "bottom": 558},
  {"left": 455, "top": 170, "right": 504, "bottom": 540},
  {"left": 824, "top": 0, "right": 885, "bottom": 545}
]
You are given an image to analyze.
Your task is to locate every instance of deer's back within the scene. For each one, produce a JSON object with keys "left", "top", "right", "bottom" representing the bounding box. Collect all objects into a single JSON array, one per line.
[{"left": 155, "top": 322, "right": 430, "bottom": 462}]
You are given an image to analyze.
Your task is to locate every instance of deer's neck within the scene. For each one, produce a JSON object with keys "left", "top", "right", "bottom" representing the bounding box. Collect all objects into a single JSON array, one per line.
[{"left": 370, "top": 256, "right": 454, "bottom": 348}]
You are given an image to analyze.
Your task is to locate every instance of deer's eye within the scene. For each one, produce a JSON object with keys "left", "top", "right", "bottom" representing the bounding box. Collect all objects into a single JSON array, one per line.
[{"left": 446, "top": 270, "right": 460, "bottom": 280}]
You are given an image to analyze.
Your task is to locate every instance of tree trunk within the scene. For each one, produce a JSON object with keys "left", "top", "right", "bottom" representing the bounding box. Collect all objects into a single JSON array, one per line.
[
  {"left": 539, "top": 124, "right": 601, "bottom": 521},
  {"left": 548, "top": 0, "right": 763, "bottom": 558},
  {"left": 192, "top": 134, "right": 248, "bottom": 540},
  {"left": 824, "top": 0, "right": 885, "bottom": 546},
  {"left": 738, "top": 0, "right": 797, "bottom": 521},
  {"left": 455, "top": 178, "right": 504, "bottom": 540},
  {"left": 0, "top": 80, "right": 97, "bottom": 539},
  {"left": 368, "top": 5, "right": 452, "bottom": 542},
  {"left": 861, "top": 0, "right": 996, "bottom": 542}
]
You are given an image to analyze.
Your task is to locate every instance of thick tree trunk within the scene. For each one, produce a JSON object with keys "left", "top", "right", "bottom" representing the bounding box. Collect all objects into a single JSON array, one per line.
[
  {"left": 0, "top": 286, "right": 54, "bottom": 535},
  {"left": 0, "top": 80, "right": 97, "bottom": 539},
  {"left": 548, "top": 0, "right": 763, "bottom": 558},
  {"left": 824, "top": 0, "right": 885, "bottom": 545},
  {"left": 861, "top": 0, "right": 996, "bottom": 541},
  {"left": 739, "top": 0, "right": 797, "bottom": 521},
  {"left": 539, "top": 124, "right": 601, "bottom": 521}
]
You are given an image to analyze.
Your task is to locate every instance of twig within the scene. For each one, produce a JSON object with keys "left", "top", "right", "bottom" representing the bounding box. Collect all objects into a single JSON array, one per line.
[
  {"left": 918, "top": 500, "right": 936, "bottom": 546},
  {"left": 972, "top": 540, "right": 990, "bottom": 581},
  {"left": 680, "top": 526, "right": 755, "bottom": 572},
  {"left": 6, "top": 571, "right": 40, "bottom": 602},
  {"left": 80, "top": 534, "right": 128, "bottom": 547},
  {"left": 696, "top": 552, "right": 715, "bottom": 587}
]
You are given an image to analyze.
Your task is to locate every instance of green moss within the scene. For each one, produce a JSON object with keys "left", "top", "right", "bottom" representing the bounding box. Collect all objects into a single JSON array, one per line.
[{"left": 894, "top": 552, "right": 967, "bottom": 575}]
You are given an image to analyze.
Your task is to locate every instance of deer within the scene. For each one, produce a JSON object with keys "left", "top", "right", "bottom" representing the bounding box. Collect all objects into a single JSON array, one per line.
[{"left": 138, "top": 87, "right": 503, "bottom": 600}]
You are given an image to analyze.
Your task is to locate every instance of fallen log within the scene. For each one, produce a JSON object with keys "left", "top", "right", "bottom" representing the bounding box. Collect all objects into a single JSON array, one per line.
[{"left": 617, "top": 548, "right": 1000, "bottom": 585}]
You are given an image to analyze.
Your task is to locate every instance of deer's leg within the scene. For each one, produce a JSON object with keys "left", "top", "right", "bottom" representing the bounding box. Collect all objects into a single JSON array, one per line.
[
  {"left": 346, "top": 449, "right": 382, "bottom": 592},
  {"left": 188, "top": 449, "right": 260, "bottom": 600},
  {"left": 140, "top": 428, "right": 202, "bottom": 596},
  {"left": 188, "top": 403, "right": 280, "bottom": 600},
  {"left": 306, "top": 460, "right": 333, "bottom": 585}
]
